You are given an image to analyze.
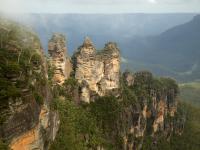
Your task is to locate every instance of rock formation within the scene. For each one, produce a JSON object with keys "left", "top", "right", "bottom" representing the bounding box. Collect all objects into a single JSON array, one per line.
[
  {"left": 73, "top": 37, "right": 120, "bottom": 102},
  {"left": 48, "top": 33, "right": 72, "bottom": 85},
  {"left": 119, "top": 71, "right": 181, "bottom": 149},
  {"left": 0, "top": 19, "right": 59, "bottom": 150}
]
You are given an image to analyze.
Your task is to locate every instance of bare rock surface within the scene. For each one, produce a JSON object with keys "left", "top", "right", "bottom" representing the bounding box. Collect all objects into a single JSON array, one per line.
[
  {"left": 73, "top": 37, "right": 120, "bottom": 102},
  {"left": 48, "top": 33, "right": 72, "bottom": 85}
]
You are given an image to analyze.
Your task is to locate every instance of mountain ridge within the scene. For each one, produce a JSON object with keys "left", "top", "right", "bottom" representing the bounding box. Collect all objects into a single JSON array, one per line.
[{"left": 122, "top": 14, "right": 200, "bottom": 82}]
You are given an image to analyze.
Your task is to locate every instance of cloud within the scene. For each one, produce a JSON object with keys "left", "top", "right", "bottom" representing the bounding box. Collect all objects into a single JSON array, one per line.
[
  {"left": 148, "top": 0, "right": 157, "bottom": 4},
  {"left": 121, "top": 57, "right": 128, "bottom": 63},
  {"left": 0, "top": 0, "right": 199, "bottom": 13}
]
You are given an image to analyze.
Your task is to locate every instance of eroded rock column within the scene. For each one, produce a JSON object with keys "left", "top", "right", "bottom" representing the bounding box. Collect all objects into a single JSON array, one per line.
[
  {"left": 48, "top": 33, "right": 72, "bottom": 85},
  {"left": 73, "top": 37, "right": 120, "bottom": 102}
]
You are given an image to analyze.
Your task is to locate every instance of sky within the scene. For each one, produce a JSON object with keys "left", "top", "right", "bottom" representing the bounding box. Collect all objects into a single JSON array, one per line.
[{"left": 0, "top": 0, "right": 200, "bottom": 13}]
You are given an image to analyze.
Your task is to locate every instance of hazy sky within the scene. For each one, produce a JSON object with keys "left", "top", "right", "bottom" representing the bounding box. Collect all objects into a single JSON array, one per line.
[{"left": 0, "top": 0, "right": 200, "bottom": 13}]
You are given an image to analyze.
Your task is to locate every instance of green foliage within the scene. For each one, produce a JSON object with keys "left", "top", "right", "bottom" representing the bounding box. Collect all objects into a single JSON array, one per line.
[
  {"left": 169, "top": 103, "right": 200, "bottom": 150},
  {"left": 89, "top": 96, "right": 121, "bottom": 132},
  {"left": 142, "top": 102, "right": 200, "bottom": 150},
  {"left": 31, "top": 53, "right": 41, "bottom": 66},
  {"left": 34, "top": 92, "right": 44, "bottom": 105},
  {"left": 50, "top": 99, "right": 104, "bottom": 150},
  {"left": 47, "top": 59, "right": 55, "bottom": 82},
  {"left": 88, "top": 96, "right": 126, "bottom": 149},
  {"left": 3, "top": 62, "right": 21, "bottom": 77},
  {"left": 121, "top": 87, "right": 137, "bottom": 106},
  {"left": 63, "top": 77, "right": 78, "bottom": 89},
  {"left": 51, "top": 78, "right": 79, "bottom": 100},
  {"left": 132, "top": 71, "right": 154, "bottom": 101},
  {"left": 179, "top": 81, "right": 200, "bottom": 106},
  {"left": 141, "top": 136, "right": 152, "bottom": 150},
  {"left": 120, "top": 76, "right": 137, "bottom": 106},
  {"left": 0, "top": 20, "right": 46, "bottom": 127},
  {"left": 159, "top": 77, "right": 179, "bottom": 94},
  {"left": 0, "top": 139, "right": 9, "bottom": 150}
]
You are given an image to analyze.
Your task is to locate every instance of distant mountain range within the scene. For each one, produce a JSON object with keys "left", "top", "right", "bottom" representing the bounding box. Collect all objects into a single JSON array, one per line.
[
  {"left": 4, "top": 13, "right": 195, "bottom": 52},
  {"left": 122, "top": 15, "right": 200, "bottom": 82},
  {"left": 2, "top": 13, "right": 199, "bottom": 82}
]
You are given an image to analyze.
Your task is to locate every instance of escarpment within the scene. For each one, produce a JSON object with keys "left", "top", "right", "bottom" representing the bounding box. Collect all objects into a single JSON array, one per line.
[
  {"left": 0, "top": 18, "right": 59, "bottom": 150},
  {"left": 72, "top": 37, "right": 120, "bottom": 102},
  {"left": 0, "top": 18, "right": 185, "bottom": 150}
]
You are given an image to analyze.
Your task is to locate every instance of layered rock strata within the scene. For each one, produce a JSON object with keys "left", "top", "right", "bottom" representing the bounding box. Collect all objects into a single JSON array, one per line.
[
  {"left": 72, "top": 37, "right": 120, "bottom": 102},
  {"left": 48, "top": 33, "right": 72, "bottom": 85}
]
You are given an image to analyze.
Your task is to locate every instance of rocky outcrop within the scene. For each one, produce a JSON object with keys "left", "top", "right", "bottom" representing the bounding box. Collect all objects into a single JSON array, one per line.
[
  {"left": 48, "top": 33, "right": 72, "bottom": 85},
  {"left": 0, "top": 19, "right": 59, "bottom": 150},
  {"left": 10, "top": 106, "right": 59, "bottom": 150},
  {"left": 73, "top": 37, "right": 120, "bottom": 102},
  {"left": 120, "top": 71, "right": 179, "bottom": 150}
]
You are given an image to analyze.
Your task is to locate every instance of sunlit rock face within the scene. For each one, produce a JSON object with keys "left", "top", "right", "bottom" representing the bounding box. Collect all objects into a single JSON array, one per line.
[
  {"left": 48, "top": 33, "right": 72, "bottom": 85},
  {"left": 10, "top": 106, "right": 59, "bottom": 150},
  {"left": 101, "top": 42, "right": 120, "bottom": 91},
  {"left": 151, "top": 91, "right": 178, "bottom": 134},
  {"left": 73, "top": 37, "right": 120, "bottom": 102}
]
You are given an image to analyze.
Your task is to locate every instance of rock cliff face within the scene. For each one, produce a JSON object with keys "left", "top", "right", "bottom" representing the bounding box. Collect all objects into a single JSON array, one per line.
[
  {"left": 72, "top": 37, "right": 120, "bottom": 102},
  {"left": 0, "top": 19, "right": 59, "bottom": 150},
  {"left": 119, "top": 71, "right": 180, "bottom": 149},
  {"left": 10, "top": 106, "right": 59, "bottom": 150},
  {"left": 48, "top": 33, "right": 72, "bottom": 85}
]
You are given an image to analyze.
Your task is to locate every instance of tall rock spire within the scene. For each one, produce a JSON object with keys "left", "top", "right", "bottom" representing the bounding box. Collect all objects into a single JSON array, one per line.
[
  {"left": 73, "top": 37, "right": 120, "bottom": 103},
  {"left": 83, "top": 36, "right": 93, "bottom": 48},
  {"left": 79, "top": 36, "right": 96, "bottom": 55},
  {"left": 48, "top": 33, "right": 72, "bottom": 85}
]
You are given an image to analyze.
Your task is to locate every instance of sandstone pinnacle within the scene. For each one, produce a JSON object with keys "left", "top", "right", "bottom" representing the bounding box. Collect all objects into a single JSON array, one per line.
[
  {"left": 104, "top": 42, "right": 119, "bottom": 53},
  {"left": 82, "top": 36, "right": 93, "bottom": 48},
  {"left": 48, "top": 33, "right": 72, "bottom": 85}
]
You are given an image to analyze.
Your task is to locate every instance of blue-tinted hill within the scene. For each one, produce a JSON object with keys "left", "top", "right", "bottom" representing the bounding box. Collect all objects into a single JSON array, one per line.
[{"left": 123, "top": 15, "right": 200, "bottom": 82}]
